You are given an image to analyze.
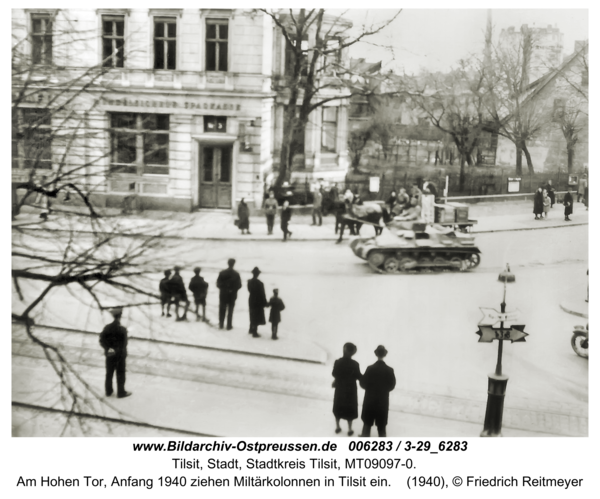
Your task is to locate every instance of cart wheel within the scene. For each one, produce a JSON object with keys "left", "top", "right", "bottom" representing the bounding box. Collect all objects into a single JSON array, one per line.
[{"left": 571, "top": 333, "right": 589, "bottom": 358}]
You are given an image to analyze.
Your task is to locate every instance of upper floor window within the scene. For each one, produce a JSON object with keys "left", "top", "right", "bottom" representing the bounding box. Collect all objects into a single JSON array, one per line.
[
  {"left": 285, "top": 34, "right": 308, "bottom": 77},
  {"left": 206, "top": 19, "right": 228, "bottom": 72},
  {"left": 321, "top": 107, "right": 338, "bottom": 153},
  {"left": 12, "top": 108, "right": 53, "bottom": 170},
  {"left": 102, "top": 15, "right": 125, "bottom": 68},
  {"left": 110, "top": 113, "right": 170, "bottom": 175},
  {"left": 204, "top": 116, "right": 227, "bottom": 133},
  {"left": 322, "top": 39, "right": 341, "bottom": 75},
  {"left": 31, "top": 14, "right": 53, "bottom": 65},
  {"left": 154, "top": 18, "right": 176, "bottom": 70}
]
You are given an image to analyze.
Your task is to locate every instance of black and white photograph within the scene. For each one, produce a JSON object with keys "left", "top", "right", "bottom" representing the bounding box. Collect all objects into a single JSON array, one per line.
[{"left": 10, "top": 4, "right": 589, "bottom": 448}]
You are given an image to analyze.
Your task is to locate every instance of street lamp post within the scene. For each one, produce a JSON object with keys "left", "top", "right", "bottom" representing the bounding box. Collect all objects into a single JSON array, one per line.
[{"left": 477, "top": 265, "right": 527, "bottom": 437}]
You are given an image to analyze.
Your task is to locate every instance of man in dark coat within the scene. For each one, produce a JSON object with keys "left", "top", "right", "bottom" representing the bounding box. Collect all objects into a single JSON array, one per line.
[
  {"left": 533, "top": 187, "right": 544, "bottom": 220},
  {"left": 563, "top": 186, "right": 574, "bottom": 221},
  {"left": 169, "top": 266, "right": 189, "bottom": 321},
  {"left": 360, "top": 345, "right": 396, "bottom": 437},
  {"left": 216, "top": 258, "right": 242, "bottom": 330},
  {"left": 99, "top": 307, "right": 131, "bottom": 398},
  {"left": 281, "top": 195, "right": 293, "bottom": 241},
  {"left": 267, "top": 288, "right": 285, "bottom": 340},
  {"left": 247, "top": 267, "right": 267, "bottom": 337}
]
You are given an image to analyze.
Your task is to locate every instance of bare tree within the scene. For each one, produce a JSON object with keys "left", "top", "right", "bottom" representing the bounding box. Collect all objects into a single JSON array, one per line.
[
  {"left": 260, "top": 8, "right": 401, "bottom": 187},
  {"left": 347, "top": 121, "right": 373, "bottom": 172},
  {"left": 409, "top": 60, "right": 488, "bottom": 190}
]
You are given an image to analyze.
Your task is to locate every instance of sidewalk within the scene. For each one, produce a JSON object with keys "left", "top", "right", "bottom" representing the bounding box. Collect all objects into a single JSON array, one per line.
[{"left": 13, "top": 199, "right": 589, "bottom": 241}]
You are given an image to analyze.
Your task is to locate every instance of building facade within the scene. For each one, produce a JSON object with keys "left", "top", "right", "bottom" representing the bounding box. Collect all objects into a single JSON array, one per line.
[{"left": 12, "top": 8, "right": 352, "bottom": 212}]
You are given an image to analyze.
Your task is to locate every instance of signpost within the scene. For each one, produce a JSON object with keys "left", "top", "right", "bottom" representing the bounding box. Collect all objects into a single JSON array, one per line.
[{"left": 478, "top": 265, "right": 527, "bottom": 437}]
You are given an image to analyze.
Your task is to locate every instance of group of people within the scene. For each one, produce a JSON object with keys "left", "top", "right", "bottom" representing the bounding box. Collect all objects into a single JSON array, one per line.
[
  {"left": 238, "top": 191, "right": 293, "bottom": 241},
  {"left": 533, "top": 177, "right": 587, "bottom": 222},
  {"left": 332, "top": 343, "right": 396, "bottom": 437},
  {"left": 159, "top": 266, "right": 208, "bottom": 322}
]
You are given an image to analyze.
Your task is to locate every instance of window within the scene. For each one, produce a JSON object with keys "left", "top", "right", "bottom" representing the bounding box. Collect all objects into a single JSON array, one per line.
[
  {"left": 12, "top": 108, "right": 53, "bottom": 169},
  {"left": 31, "top": 14, "right": 53, "bottom": 65},
  {"left": 102, "top": 16, "right": 125, "bottom": 68},
  {"left": 110, "top": 113, "right": 169, "bottom": 175},
  {"left": 204, "top": 116, "right": 227, "bottom": 133},
  {"left": 322, "top": 39, "right": 340, "bottom": 75},
  {"left": 321, "top": 107, "right": 337, "bottom": 152},
  {"left": 206, "top": 19, "right": 228, "bottom": 71},
  {"left": 285, "top": 34, "right": 308, "bottom": 77},
  {"left": 154, "top": 18, "right": 176, "bottom": 70}
]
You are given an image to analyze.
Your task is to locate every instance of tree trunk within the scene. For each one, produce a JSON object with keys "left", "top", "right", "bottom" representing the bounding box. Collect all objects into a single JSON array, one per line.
[
  {"left": 515, "top": 144, "right": 523, "bottom": 176},
  {"left": 459, "top": 153, "right": 466, "bottom": 191},
  {"left": 522, "top": 142, "right": 534, "bottom": 174},
  {"left": 567, "top": 146, "right": 575, "bottom": 173},
  {"left": 276, "top": 101, "right": 299, "bottom": 188}
]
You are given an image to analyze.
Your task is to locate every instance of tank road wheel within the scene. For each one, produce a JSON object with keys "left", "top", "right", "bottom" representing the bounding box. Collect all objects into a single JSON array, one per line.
[
  {"left": 464, "top": 253, "right": 481, "bottom": 270},
  {"left": 417, "top": 257, "right": 433, "bottom": 273},
  {"left": 383, "top": 257, "right": 400, "bottom": 273},
  {"left": 449, "top": 256, "right": 463, "bottom": 270},
  {"left": 433, "top": 257, "right": 448, "bottom": 270},
  {"left": 399, "top": 257, "right": 417, "bottom": 272},
  {"left": 367, "top": 251, "right": 385, "bottom": 273}
]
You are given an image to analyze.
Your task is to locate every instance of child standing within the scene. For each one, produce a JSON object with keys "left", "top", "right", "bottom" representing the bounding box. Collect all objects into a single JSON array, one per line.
[
  {"left": 542, "top": 189, "right": 551, "bottom": 219},
  {"left": 267, "top": 289, "right": 285, "bottom": 340},
  {"left": 189, "top": 267, "right": 209, "bottom": 322}
]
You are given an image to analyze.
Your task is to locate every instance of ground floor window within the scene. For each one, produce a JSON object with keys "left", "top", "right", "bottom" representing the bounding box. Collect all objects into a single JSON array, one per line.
[
  {"left": 109, "top": 113, "right": 170, "bottom": 175},
  {"left": 12, "top": 108, "right": 53, "bottom": 170},
  {"left": 321, "top": 106, "right": 337, "bottom": 153}
]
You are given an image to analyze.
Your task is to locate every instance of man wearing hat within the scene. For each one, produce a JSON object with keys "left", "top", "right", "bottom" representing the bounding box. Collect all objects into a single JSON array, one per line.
[
  {"left": 247, "top": 267, "right": 268, "bottom": 337},
  {"left": 216, "top": 258, "right": 242, "bottom": 330},
  {"left": 99, "top": 307, "right": 131, "bottom": 398},
  {"left": 169, "top": 266, "right": 189, "bottom": 321},
  {"left": 359, "top": 345, "right": 396, "bottom": 437},
  {"left": 281, "top": 193, "right": 293, "bottom": 241}
]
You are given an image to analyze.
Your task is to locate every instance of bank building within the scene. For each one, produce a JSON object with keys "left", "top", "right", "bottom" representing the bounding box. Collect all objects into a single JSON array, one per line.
[{"left": 12, "top": 9, "right": 352, "bottom": 212}]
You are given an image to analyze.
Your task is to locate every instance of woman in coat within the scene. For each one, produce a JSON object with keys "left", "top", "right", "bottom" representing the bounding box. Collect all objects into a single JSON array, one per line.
[
  {"left": 332, "top": 342, "right": 362, "bottom": 436},
  {"left": 237, "top": 198, "right": 250, "bottom": 235},
  {"left": 533, "top": 187, "right": 544, "bottom": 220},
  {"left": 563, "top": 187, "right": 574, "bottom": 221}
]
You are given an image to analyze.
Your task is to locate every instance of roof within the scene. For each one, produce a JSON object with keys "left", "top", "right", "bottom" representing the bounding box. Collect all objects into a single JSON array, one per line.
[{"left": 349, "top": 58, "right": 382, "bottom": 74}]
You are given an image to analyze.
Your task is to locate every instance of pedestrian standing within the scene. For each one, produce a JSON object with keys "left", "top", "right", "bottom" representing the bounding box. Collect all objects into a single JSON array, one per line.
[
  {"left": 542, "top": 189, "right": 551, "bottom": 219},
  {"left": 360, "top": 345, "right": 396, "bottom": 438},
  {"left": 189, "top": 267, "right": 209, "bottom": 322},
  {"left": 237, "top": 198, "right": 251, "bottom": 235},
  {"left": 533, "top": 186, "right": 544, "bottom": 220},
  {"left": 264, "top": 190, "right": 278, "bottom": 235},
  {"left": 281, "top": 194, "right": 293, "bottom": 241},
  {"left": 332, "top": 342, "right": 362, "bottom": 436},
  {"left": 216, "top": 258, "right": 242, "bottom": 330},
  {"left": 159, "top": 269, "right": 172, "bottom": 317},
  {"left": 169, "top": 266, "right": 190, "bottom": 321},
  {"left": 247, "top": 267, "right": 267, "bottom": 338},
  {"left": 99, "top": 307, "right": 131, "bottom": 398},
  {"left": 312, "top": 188, "right": 323, "bottom": 226},
  {"left": 563, "top": 186, "right": 574, "bottom": 221},
  {"left": 578, "top": 174, "right": 587, "bottom": 202},
  {"left": 544, "top": 180, "right": 556, "bottom": 207},
  {"left": 267, "top": 288, "right": 285, "bottom": 340}
]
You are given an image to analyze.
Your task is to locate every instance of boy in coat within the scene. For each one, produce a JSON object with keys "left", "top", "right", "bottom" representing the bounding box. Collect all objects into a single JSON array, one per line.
[
  {"left": 360, "top": 345, "right": 396, "bottom": 437},
  {"left": 189, "top": 267, "right": 209, "bottom": 322},
  {"left": 267, "top": 288, "right": 285, "bottom": 340},
  {"left": 159, "top": 269, "right": 172, "bottom": 317}
]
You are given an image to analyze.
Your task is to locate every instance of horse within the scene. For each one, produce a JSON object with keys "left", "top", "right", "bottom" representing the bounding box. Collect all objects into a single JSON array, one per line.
[{"left": 335, "top": 200, "right": 391, "bottom": 243}]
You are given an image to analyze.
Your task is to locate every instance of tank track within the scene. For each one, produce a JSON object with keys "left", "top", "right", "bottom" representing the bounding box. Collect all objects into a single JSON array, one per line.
[{"left": 366, "top": 248, "right": 481, "bottom": 274}]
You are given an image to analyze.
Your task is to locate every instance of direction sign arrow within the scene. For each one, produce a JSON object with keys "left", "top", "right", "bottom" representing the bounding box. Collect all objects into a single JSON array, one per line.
[
  {"left": 476, "top": 325, "right": 528, "bottom": 343},
  {"left": 479, "top": 307, "right": 521, "bottom": 327}
]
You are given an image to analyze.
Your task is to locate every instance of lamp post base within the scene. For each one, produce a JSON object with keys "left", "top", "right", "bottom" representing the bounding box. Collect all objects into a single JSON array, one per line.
[{"left": 480, "top": 372, "right": 509, "bottom": 437}]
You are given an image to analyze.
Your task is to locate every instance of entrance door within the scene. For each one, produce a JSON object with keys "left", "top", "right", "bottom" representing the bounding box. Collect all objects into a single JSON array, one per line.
[{"left": 199, "top": 145, "right": 232, "bottom": 209}]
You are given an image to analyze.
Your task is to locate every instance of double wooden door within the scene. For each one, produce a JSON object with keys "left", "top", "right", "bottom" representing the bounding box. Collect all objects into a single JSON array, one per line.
[{"left": 199, "top": 145, "right": 232, "bottom": 209}]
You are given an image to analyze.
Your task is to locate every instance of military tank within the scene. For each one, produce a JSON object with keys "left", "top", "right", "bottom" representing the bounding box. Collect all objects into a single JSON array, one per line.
[{"left": 350, "top": 221, "right": 481, "bottom": 274}]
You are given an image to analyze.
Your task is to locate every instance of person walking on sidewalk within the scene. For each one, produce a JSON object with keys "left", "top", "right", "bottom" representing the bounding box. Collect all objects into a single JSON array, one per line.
[
  {"left": 216, "top": 258, "right": 242, "bottom": 330},
  {"left": 563, "top": 186, "right": 574, "bottom": 221},
  {"left": 332, "top": 342, "right": 362, "bottom": 436},
  {"left": 169, "top": 266, "right": 190, "bottom": 321},
  {"left": 237, "top": 198, "right": 251, "bottom": 235},
  {"left": 281, "top": 194, "right": 293, "bottom": 241},
  {"left": 360, "top": 345, "right": 396, "bottom": 438},
  {"left": 99, "top": 307, "right": 131, "bottom": 399},
  {"left": 578, "top": 174, "right": 587, "bottom": 203},
  {"left": 267, "top": 288, "right": 285, "bottom": 340},
  {"left": 189, "top": 267, "right": 209, "bottom": 322},
  {"left": 247, "top": 267, "right": 267, "bottom": 338},
  {"left": 312, "top": 188, "right": 323, "bottom": 226},
  {"left": 542, "top": 189, "right": 551, "bottom": 219},
  {"left": 159, "top": 270, "right": 173, "bottom": 317},
  {"left": 533, "top": 186, "right": 544, "bottom": 220},
  {"left": 264, "top": 191, "right": 278, "bottom": 235}
]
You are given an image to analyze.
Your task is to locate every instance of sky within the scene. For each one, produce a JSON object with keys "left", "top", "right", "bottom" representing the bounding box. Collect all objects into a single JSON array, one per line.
[{"left": 337, "top": 8, "right": 589, "bottom": 75}]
